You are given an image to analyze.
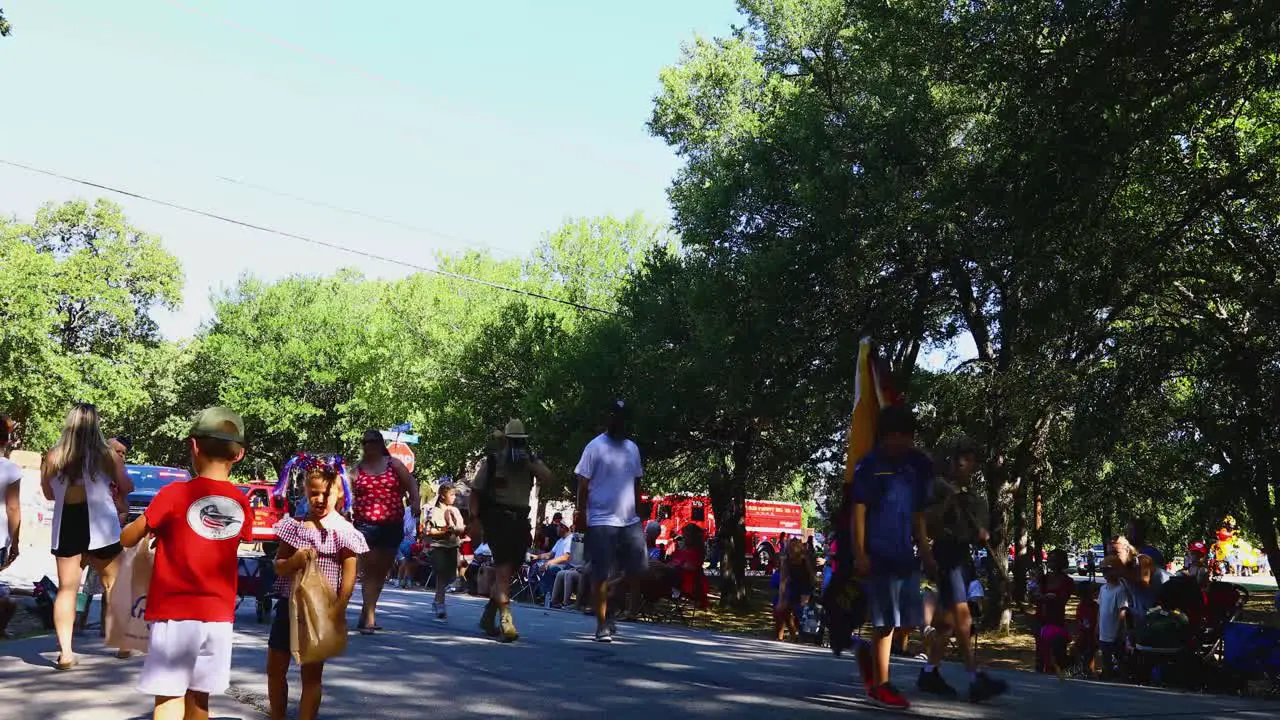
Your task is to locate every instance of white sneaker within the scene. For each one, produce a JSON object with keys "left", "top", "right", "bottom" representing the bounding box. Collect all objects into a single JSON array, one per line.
[{"left": 594, "top": 628, "right": 613, "bottom": 643}]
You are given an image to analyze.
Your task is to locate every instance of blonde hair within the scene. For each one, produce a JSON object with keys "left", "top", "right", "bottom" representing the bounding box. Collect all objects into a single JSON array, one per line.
[{"left": 45, "top": 403, "right": 114, "bottom": 481}]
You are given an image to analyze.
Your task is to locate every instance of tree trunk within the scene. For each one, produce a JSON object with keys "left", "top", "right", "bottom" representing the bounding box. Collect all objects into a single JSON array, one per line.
[
  {"left": 709, "top": 468, "right": 747, "bottom": 608},
  {"left": 1012, "top": 471, "right": 1028, "bottom": 605},
  {"left": 1033, "top": 470, "right": 1044, "bottom": 569},
  {"left": 983, "top": 456, "right": 1015, "bottom": 624},
  {"left": 709, "top": 425, "right": 757, "bottom": 610}
]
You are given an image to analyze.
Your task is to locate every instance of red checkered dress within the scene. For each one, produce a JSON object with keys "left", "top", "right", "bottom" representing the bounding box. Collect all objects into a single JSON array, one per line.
[{"left": 272, "top": 516, "right": 369, "bottom": 597}]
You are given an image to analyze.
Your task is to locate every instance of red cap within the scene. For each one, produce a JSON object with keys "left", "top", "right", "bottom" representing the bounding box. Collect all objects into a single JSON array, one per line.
[{"left": 1187, "top": 541, "right": 1207, "bottom": 555}]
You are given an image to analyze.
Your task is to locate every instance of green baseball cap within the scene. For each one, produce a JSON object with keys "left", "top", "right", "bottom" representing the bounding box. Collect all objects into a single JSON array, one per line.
[{"left": 188, "top": 406, "right": 245, "bottom": 444}]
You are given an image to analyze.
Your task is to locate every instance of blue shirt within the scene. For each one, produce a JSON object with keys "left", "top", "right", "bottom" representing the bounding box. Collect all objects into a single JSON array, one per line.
[{"left": 850, "top": 449, "right": 933, "bottom": 575}]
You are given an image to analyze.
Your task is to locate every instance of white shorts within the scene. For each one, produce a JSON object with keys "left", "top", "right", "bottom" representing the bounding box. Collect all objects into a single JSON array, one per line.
[{"left": 137, "top": 620, "right": 234, "bottom": 697}]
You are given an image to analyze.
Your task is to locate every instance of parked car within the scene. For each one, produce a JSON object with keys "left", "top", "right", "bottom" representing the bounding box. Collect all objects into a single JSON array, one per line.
[{"left": 124, "top": 464, "right": 192, "bottom": 522}]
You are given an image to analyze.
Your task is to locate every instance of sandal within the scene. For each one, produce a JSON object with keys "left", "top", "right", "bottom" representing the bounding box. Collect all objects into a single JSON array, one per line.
[{"left": 55, "top": 655, "right": 78, "bottom": 671}]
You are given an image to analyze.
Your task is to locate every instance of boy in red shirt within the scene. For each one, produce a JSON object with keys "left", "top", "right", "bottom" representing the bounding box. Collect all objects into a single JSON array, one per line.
[{"left": 121, "top": 407, "right": 253, "bottom": 720}]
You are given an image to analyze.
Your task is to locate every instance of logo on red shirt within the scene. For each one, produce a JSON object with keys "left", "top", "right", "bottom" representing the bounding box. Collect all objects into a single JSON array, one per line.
[{"left": 185, "top": 495, "right": 246, "bottom": 541}]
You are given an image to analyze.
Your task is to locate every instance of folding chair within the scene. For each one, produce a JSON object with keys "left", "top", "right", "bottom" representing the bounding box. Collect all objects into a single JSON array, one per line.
[{"left": 509, "top": 562, "right": 542, "bottom": 604}]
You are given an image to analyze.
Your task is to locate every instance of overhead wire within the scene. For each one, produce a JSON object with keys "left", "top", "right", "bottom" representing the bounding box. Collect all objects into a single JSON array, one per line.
[
  {"left": 215, "top": 175, "right": 518, "bottom": 261},
  {"left": 0, "top": 158, "right": 620, "bottom": 317}
]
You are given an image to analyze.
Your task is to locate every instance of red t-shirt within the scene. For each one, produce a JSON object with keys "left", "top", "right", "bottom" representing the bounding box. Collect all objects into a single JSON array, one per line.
[
  {"left": 144, "top": 476, "right": 253, "bottom": 623},
  {"left": 1075, "top": 598, "right": 1099, "bottom": 643},
  {"left": 1037, "top": 571, "right": 1074, "bottom": 627}
]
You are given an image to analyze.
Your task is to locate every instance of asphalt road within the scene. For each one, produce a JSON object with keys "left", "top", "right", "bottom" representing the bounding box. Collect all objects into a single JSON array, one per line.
[{"left": 0, "top": 587, "right": 1275, "bottom": 719}]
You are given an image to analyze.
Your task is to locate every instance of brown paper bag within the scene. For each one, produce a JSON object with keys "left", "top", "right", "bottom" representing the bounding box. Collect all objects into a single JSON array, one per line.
[
  {"left": 106, "top": 540, "right": 154, "bottom": 653},
  {"left": 289, "top": 556, "right": 347, "bottom": 664}
]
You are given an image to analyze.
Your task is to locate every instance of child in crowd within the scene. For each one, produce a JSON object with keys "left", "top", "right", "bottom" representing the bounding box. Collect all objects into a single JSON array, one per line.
[
  {"left": 1098, "top": 556, "right": 1131, "bottom": 679},
  {"left": 426, "top": 482, "right": 466, "bottom": 620},
  {"left": 1129, "top": 554, "right": 1158, "bottom": 631},
  {"left": 851, "top": 405, "right": 935, "bottom": 710},
  {"left": 1071, "top": 580, "right": 1100, "bottom": 675},
  {"left": 267, "top": 457, "right": 367, "bottom": 720},
  {"left": 1035, "top": 550, "right": 1074, "bottom": 675},
  {"left": 772, "top": 537, "right": 815, "bottom": 641},
  {"left": 120, "top": 407, "right": 254, "bottom": 720}
]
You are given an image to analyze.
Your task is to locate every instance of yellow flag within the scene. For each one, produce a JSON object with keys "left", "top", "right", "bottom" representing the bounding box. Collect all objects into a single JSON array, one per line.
[{"left": 843, "top": 338, "right": 895, "bottom": 484}]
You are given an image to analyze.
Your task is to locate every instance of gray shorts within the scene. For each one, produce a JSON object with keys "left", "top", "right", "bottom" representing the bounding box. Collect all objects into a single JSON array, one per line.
[
  {"left": 865, "top": 571, "right": 925, "bottom": 629},
  {"left": 585, "top": 522, "right": 647, "bottom": 582}
]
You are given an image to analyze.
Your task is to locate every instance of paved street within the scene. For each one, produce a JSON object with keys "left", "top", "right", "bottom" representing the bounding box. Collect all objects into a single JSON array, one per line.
[{"left": 1, "top": 587, "right": 1276, "bottom": 719}]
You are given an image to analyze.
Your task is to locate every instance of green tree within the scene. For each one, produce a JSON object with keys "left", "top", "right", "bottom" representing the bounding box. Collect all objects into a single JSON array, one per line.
[
  {"left": 0, "top": 199, "right": 183, "bottom": 447},
  {"left": 651, "top": 0, "right": 1280, "bottom": 610}
]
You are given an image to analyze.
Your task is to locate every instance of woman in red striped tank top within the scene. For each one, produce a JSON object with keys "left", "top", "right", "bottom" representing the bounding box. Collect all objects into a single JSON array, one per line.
[{"left": 351, "top": 429, "right": 420, "bottom": 633}]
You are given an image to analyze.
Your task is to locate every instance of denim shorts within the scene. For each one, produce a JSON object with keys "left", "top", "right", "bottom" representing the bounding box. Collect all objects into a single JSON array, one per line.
[
  {"left": 268, "top": 598, "right": 291, "bottom": 653},
  {"left": 355, "top": 521, "right": 403, "bottom": 553},
  {"left": 865, "top": 571, "right": 925, "bottom": 629},
  {"left": 585, "top": 522, "right": 647, "bottom": 582}
]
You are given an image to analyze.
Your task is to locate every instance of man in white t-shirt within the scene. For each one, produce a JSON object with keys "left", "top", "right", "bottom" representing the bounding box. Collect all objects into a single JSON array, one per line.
[
  {"left": 0, "top": 415, "right": 21, "bottom": 571},
  {"left": 574, "top": 400, "right": 645, "bottom": 643}
]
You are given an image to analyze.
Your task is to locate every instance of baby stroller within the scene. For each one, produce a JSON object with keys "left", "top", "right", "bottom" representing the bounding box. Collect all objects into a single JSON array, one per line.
[{"left": 798, "top": 598, "right": 826, "bottom": 646}]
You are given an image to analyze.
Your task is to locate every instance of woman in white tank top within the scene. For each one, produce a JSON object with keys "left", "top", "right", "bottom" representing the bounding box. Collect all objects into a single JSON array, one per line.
[{"left": 39, "top": 403, "right": 133, "bottom": 670}]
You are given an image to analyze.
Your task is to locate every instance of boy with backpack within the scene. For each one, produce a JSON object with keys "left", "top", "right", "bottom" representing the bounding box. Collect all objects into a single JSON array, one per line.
[
  {"left": 850, "top": 405, "right": 936, "bottom": 710},
  {"left": 120, "top": 407, "right": 254, "bottom": 720}
]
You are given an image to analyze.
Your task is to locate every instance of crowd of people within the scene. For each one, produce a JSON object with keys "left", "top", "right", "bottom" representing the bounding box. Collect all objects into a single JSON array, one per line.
[
  {"left": 4, "top": 393, "right": 1273, "bottom": 718},
  {"left": 0, "top": 397, "right": 653, "bottom": 719}
]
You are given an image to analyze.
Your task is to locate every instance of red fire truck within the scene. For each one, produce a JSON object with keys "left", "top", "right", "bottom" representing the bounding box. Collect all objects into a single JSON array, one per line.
[{"left": 640, "top": 494, "right": 805, "bottom": 569}]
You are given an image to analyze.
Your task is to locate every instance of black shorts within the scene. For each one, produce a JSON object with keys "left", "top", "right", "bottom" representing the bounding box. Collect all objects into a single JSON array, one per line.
[
  {"left": 52, "top": 503, "right": 122, "bottom": 560},
  {"left": 936, "top": 563, "right": 972, "bottom": 609},
  {"left": 269, "top": 598, "right": 291, "bottom": 653},
  {"left": 355, "top": 521, "right": 403, "bottom": 553},
  {"left": 431, "top": 546, "right": 459, "bottom": 584},
  {"left": 481, "top": 507, "right": 530, "bottom": 567}
]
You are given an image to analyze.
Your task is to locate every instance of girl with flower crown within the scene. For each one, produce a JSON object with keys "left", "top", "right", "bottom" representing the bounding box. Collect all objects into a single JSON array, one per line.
[{"left": 267, "top": 454, "right": 367, "bottom": 720}]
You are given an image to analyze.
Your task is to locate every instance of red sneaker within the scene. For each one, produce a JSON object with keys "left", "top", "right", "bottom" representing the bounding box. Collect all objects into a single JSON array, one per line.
[{"left": 867, "top": 683, "right": 911, "bottom": 710}]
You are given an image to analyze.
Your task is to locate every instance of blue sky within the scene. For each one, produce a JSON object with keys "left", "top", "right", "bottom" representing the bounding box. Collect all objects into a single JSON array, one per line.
[{"left": 1, "top": 0, "right": 744, "bottom": 338}]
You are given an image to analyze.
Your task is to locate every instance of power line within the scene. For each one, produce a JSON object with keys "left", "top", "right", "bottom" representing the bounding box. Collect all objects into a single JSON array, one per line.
[
  {"left": 0, "top": 159, "right": 620, "bottom": 317},
  {"left": 215, "top": 175, "right": 518, "bottom": 261}
]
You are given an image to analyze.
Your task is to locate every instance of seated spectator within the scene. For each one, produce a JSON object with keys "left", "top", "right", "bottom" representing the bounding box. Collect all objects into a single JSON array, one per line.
[
  {"left": 666, "top": 524, "right": 705, "bottom": 571},
  {"left": 396, "top": 531, "right": 429, "bottom": 588},
  {"left": 645, "top": 521, "right": 663, "bottom": 562},
  {"left": 667, "top": 524, "right": 710, "bottom": 608},
  {"left": 551, "top": 561, "right": 592, "bottom": 610},
  {"left": 534, "top": 523, "right": 574, "bottom": 603},
  {"left": 1159, "top": 541, "right": 1211, "bottom": 637}
]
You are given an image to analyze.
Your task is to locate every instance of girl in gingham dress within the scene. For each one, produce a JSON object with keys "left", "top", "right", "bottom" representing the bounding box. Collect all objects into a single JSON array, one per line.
[{"left": 268, "top": 457, "right": 368, "bottom": 720}]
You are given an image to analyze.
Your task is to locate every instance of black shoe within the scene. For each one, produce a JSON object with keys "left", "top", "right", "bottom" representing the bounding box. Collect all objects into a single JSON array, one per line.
[
  {"left": 917, "top": 668, "right": 957, "bottom": 697},
  {"left": 969, "top": 672, "right": 1008, "bottom": 703}
]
